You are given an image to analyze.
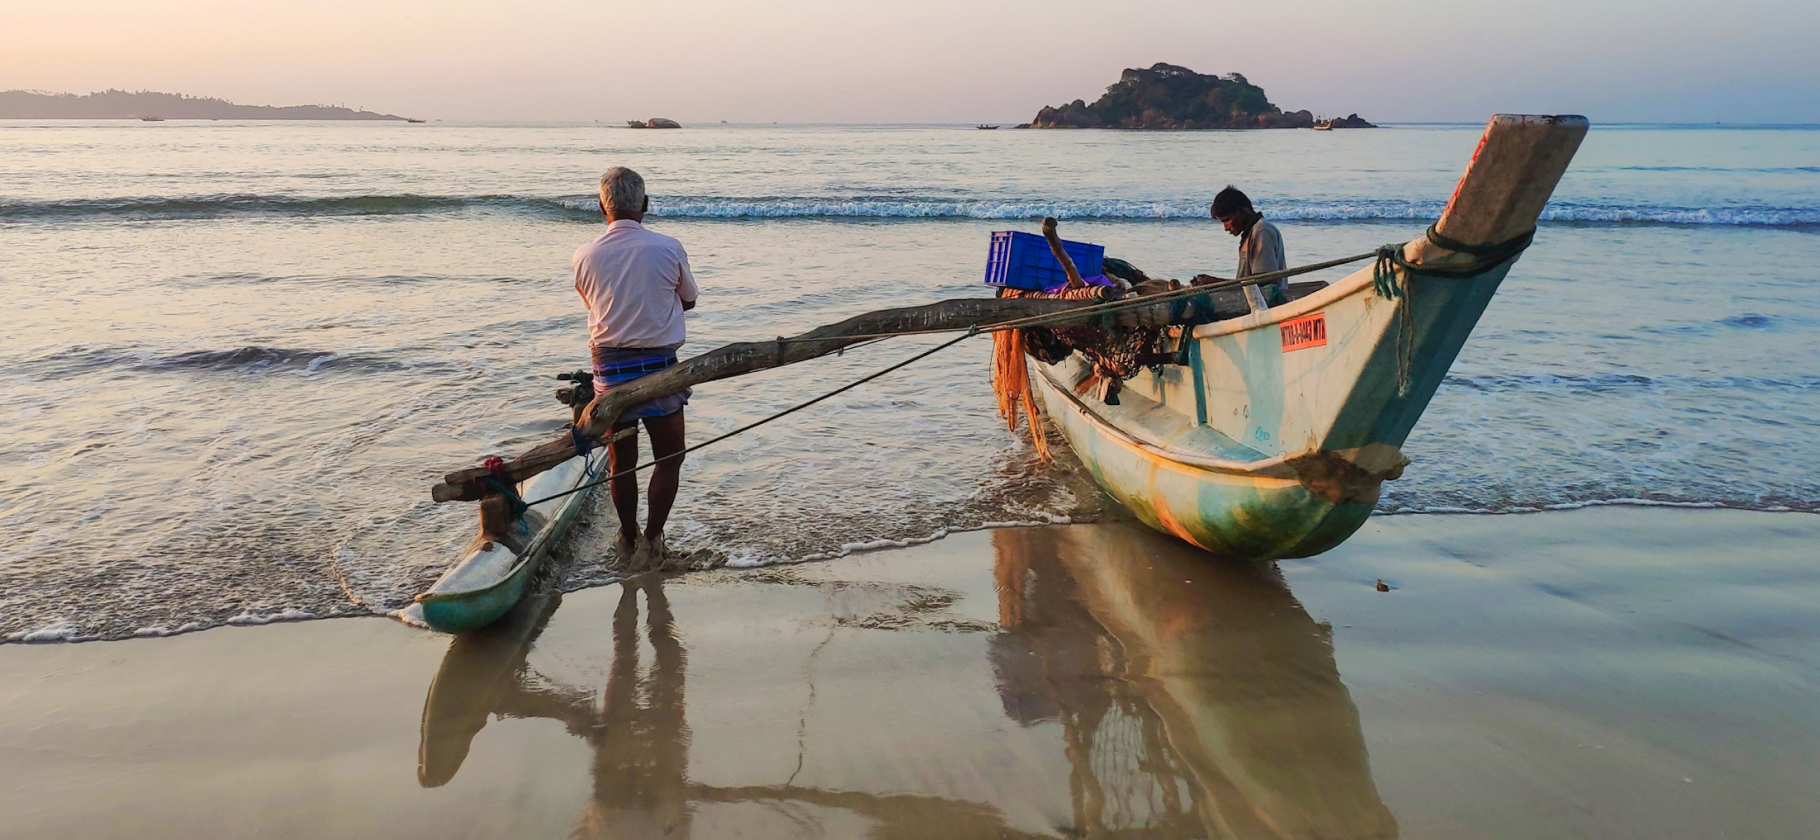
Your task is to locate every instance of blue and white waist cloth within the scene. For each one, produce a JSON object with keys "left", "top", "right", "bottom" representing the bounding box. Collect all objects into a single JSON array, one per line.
[{"left": 590, "top": 346, "right": 691, "bottom": 420}]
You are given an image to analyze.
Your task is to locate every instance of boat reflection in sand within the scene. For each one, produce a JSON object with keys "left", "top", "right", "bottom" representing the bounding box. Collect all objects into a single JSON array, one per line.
[
  {"left": 418, "top": 525, "right": 1396, "bottom": 838},
  {"left": 991, "top": 526, "right": 1396, "bottom": 838},
  {"left": 415, "top": 591, "right": 566, "bottom": 788}
]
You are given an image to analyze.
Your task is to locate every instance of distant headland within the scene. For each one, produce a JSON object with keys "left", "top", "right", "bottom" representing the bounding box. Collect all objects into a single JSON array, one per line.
[
  {"left": 1022, "top": 64, "right": 1374, "bottom": 130},
  {"left": 0, "top": 90, "right": 408, "bottom": 121}
]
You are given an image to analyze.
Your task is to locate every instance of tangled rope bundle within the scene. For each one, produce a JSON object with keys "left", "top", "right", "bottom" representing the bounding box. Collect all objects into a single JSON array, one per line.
[{"left": 992, "top": 327, "right": 1049, "bottom": 459}]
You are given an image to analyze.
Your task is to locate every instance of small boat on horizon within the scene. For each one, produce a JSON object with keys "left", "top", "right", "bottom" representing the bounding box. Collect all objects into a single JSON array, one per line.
[
  {"left": 140, "top": 116, "right": 163, "bottom": 122},
  {"left": 406, "top": 118, "right": 426, "bottom": 124},
  {"left": 977, "top": 124, "right": 1000, "bottom": 130}
]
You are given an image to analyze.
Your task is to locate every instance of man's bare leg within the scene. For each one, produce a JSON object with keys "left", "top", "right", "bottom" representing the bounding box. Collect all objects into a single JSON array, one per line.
[
  {"left": 641, "top": 409, "right": 686, "bottom": 549},
  {"left": 606, "top": 419, "right": 642, "bottom": 556}
]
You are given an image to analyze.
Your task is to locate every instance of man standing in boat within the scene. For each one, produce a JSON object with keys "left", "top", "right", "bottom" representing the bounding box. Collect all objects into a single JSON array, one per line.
[
  {"left": 1208, "top": 186, "right": 1287, "bottom": 309},
  {"left": 574, "top": 167, "right": 698, "bottom": 570}
]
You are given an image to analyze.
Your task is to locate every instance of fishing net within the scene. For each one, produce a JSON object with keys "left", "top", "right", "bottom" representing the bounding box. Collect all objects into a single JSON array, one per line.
[{"left": 990, "top": 266, "right": 1180, "bottom": 456}]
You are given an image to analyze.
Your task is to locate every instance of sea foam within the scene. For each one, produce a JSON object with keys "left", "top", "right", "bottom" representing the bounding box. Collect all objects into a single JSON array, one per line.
[{"left": 5, "top": 193, "right": 1817, "bottom": 227}]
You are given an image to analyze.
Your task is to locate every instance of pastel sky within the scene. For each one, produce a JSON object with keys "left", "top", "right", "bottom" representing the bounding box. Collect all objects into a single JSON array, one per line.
[{"left": 4, "top": 0, "right": 1816, "bottom": 123}]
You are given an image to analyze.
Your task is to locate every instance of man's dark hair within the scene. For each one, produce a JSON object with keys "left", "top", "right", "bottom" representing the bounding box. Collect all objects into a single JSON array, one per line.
[{"left": 1211, "top": 186, "right": 1252, "bottom": 219}]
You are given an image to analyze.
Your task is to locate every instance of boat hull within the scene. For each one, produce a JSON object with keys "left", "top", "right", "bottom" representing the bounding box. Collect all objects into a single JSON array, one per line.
[
  {"left": 1033, "top": 365, "right": 1378, "bottom": 559},
  {"left": 419, "top": 558, "right": 540, "bottom": 634},
  {"left": 1033, "top": 264, "right": 1507, "bottom": 557}
]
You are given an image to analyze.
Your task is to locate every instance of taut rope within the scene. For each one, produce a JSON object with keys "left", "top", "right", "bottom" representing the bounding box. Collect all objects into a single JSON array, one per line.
[{"left": 519, "top": 329, "right": 979, "bottom": 507}]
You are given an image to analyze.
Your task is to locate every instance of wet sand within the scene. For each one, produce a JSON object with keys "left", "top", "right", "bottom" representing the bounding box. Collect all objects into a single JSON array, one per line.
[{"left": 3, "top": 507, "right": 1818, "bottom": 838}]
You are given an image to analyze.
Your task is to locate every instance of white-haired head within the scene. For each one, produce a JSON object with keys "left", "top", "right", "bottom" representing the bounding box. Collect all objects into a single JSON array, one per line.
[{"left": 598, "top": 167, "right": 647, "bottom": 216}]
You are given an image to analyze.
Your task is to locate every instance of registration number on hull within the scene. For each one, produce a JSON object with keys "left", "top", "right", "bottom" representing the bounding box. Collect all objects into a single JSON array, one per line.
[{"left": 1279, "top": 312, "right": 1328, "bottom": 351}]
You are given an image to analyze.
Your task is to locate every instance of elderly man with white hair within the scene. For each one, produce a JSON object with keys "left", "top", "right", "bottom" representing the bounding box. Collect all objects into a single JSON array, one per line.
[{"left": 573, "top": 167, "right": 698, "bottom": 570}]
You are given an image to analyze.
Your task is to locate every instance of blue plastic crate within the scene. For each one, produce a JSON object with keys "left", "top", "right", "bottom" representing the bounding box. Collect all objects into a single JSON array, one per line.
[{"left": 983, "top": 231, "right": 1106, "bottom": 292}]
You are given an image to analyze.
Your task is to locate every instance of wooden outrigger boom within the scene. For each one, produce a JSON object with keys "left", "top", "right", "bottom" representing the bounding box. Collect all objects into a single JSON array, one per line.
[{"left": 430, "top": 295, "right": 1185, "bottom": 503}]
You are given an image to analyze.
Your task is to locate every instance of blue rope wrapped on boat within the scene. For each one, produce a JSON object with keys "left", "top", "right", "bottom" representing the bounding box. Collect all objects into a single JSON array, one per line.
[
  {"left": 1374, "top": 224, "right": 1536, "bottom": 298},
  {"left": 481, "top": 475, "right": 529, "bottom": 517},
  {"left": 1373, "top": 225, "right": 1536, "bottom": 394}
]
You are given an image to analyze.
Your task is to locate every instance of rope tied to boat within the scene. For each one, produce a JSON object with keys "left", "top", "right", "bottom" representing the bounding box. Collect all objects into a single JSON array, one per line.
[
  {"left": 1372, "top": 224, "right": 1535, "bottom": 298},
  {"left": 480, "top": 457, "right": 530, "bottom": 516},
  {"left": 568, "top": 426, "right": 594, "bottom": 457},
  {"left": 566, "top": 426, "right": 607, "bottom": 479},
  {"left": 766, "top": 251, "right": 1385, "bottom": 347},
  {"left": 1373, "top": 225, "right": 1536, "bottom": 394}
]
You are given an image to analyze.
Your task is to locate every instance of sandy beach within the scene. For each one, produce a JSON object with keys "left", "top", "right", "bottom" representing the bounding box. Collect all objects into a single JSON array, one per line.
[
  {"left": 5, "top": 506, "right": 1817, "bottom": 839},
  {"left": 7, "top": 0, "right": 1815, "bottom": 833}
]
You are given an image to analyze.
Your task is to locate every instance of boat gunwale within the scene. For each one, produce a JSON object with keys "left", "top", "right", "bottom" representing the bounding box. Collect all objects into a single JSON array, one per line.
[
  {"left": 1188, "top": 242, "right": 1391, "bottom": 340},
  {"left": 1187, "top": 225, "right": 1525, "bottom": 341}
]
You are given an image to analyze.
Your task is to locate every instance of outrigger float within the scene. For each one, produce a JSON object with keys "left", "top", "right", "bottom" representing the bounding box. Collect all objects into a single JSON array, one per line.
[
  {"left": 417, "top": 114, "right": 1586, "bottom": 633},
  {"left": 402, "top": 373, "right": 616, "bottom": 633},
  {"left": 399, "top": 448, "right": 604, "bottom": 632}
]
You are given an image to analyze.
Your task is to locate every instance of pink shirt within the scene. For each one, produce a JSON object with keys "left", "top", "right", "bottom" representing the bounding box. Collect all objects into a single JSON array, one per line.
[{"left": 573, "top": 220, "right": 699, "bottom": 350}]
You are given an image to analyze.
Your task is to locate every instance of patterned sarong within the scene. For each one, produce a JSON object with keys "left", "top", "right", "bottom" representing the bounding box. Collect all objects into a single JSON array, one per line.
[{"left": 590, "top": 346, "right": 690, "bottom": 420}]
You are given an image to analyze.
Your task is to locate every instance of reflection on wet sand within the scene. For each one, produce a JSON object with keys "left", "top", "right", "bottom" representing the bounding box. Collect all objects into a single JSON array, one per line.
[
  {"left": 419, "top": 581, "right": 694, "bottom": 836},
  {"left": 418, "top": 525, "right": 1395, "bottom": 838},
  {"left": 417, "top": 591, "right": 564, "bottom": 788},
  {"left": 993, "top": 526, "right": 1397, "bottom": 839}
]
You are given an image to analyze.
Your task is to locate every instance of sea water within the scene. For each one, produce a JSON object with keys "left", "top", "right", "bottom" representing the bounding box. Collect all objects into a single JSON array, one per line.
[{"left": 2, "top": 121, "right": 1816, "bottom": 641}]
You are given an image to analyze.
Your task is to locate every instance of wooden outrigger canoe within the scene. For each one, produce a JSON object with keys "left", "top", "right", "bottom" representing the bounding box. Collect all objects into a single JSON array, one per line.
[
  {"left": 418, "top": 114, "right": 1587, "bottom": 622},
  {"left": 1029, "top": 114, "right": 1588, "bottom": 559},
  {"left": 400, "top": 448, "right": 606, "bottom": 633}
]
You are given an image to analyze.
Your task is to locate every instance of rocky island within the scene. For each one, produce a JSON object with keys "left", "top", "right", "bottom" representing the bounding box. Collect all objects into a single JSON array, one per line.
[
  {"left": 1023, "top": 63, "right": 1373, "bottom": 130},
  {"left": 0, "top": 90, "right": 407, "bottom": 120}
]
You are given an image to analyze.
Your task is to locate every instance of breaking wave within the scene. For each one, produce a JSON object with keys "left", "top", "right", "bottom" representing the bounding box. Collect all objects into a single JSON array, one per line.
[
  {"left": 5, "top": 193, "right": 1818, "bottom": 227},
  {"left": 0, "top": 194, "right": 473, "bottom": 219},
  {"left": 18, "top": 344, "right": 454, "bottom": 378},
  {"left": 1440, "top": 372, "right": 1820, "bottom": 394},
  {"left": 140, "top": 346, "right": 349, "bottom": 371},
  {"left": 1377, "top": 497, "right": 1820, "bottom": 516}
]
